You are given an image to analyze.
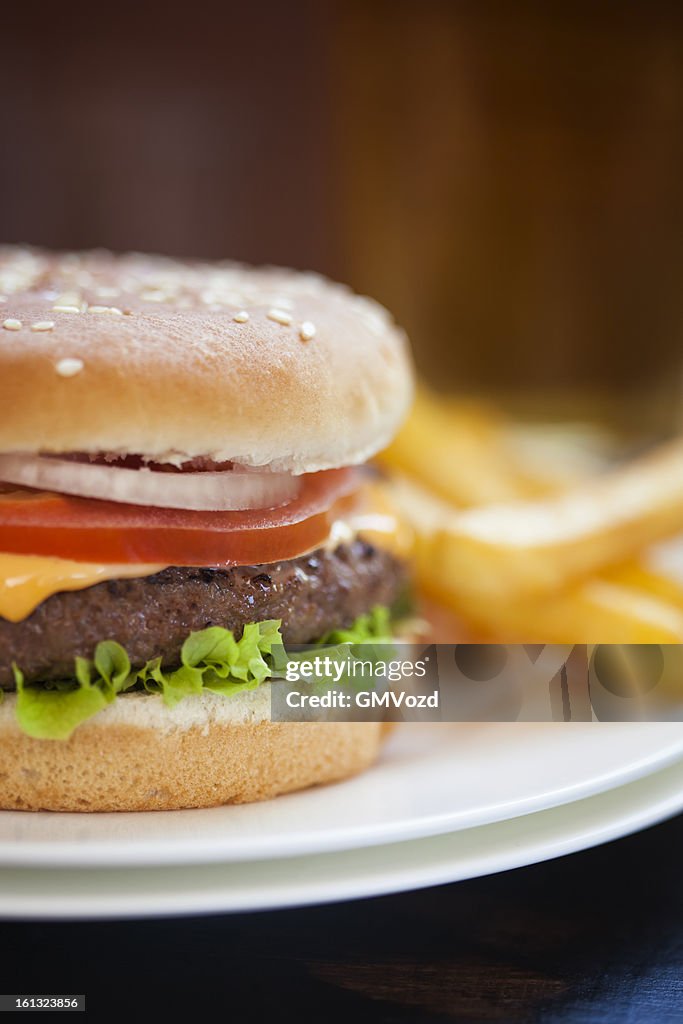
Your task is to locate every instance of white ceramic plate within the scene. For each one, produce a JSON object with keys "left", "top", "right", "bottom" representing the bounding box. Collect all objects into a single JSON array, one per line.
[
  {"left": 1, "top": 753, "right": 682, "bottom": 919},
  {"left": 2, "top": 722, "right": 683, "bottom": 867}
]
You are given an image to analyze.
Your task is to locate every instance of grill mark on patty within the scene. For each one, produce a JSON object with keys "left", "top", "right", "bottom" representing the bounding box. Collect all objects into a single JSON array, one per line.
[{"left": 0, "top": 540, "right": 407, "bottom": 687}]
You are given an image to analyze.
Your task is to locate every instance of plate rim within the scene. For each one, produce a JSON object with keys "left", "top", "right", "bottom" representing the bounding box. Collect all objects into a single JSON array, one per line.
[
  {"left": 1, "top": 722, "right": 683, "bottom": 868},
  {"left": 1, "top": 753, "right": 682, "bottom": 919}
]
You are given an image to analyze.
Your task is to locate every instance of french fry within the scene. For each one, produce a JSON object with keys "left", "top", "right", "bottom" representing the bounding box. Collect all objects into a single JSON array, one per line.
[
  {"left": 377, "top": 387, "right": 543, "bottom": 505},
  {"left": 382, "top": 386, "right": 683, "bottom": 645},
  {"left": 422, "top": 574, "right": 683, "bottom": 644},
  {"left": 606, "top": 562, "right": 683, "bottom": 613},
  {"left": 514, "top": 582, "right": 683, "bottom": 644},
  {"left": 389, "top": 474, "right": 683, "bottom": 644},
  {"left": 423, "top": 442, "right": 683, "bottom": 601},
  {"left": 378, "top": 386, "right": 606, "bottom": 508}
]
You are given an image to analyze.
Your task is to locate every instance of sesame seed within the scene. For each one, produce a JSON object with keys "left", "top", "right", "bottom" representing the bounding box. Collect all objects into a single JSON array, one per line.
[
  {"left": 233, "top": 311, "right": 249, "bottom": 323},
  {"left": 53, "top": 304, "right": 81, "bottom": 313},
  {"left": 2, "top": 319, "right": 22, "bottom": 331},
  {"left": 31, "top": 321, "right": 55, "bottom": 332},
  {"left": 300, "top": 320, "right": 316, "bottom": 341},
  {"left": 267, "top": 308, "right": 292, "bottom": 326},
  {"left": 141, "top": 289, "right": 168, "bottom": 302},
  {"left": 55, "top": 357, "right": 84, "bottom": 377},
  {"left": 88, "top": 305, "right": 123, "bottom": 315}
]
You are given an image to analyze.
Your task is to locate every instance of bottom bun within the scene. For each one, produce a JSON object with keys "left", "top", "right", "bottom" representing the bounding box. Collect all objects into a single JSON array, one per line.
[{"left": 0, "top": 687, "right": 390, "bottom": 812}]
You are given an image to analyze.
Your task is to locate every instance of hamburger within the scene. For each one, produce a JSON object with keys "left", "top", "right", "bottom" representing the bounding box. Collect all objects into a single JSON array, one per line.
[{"left": 0, "top": 246, "right": 414, "bottom": 811}]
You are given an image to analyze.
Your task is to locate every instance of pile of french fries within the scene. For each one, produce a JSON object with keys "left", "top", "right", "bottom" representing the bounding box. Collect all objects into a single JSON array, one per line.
[{"left": 378, "top": 388, "right": 683, "bottom": 643}]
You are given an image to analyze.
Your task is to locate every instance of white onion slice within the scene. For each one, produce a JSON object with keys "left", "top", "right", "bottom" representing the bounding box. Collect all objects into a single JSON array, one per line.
[{"left": 0, "top": 453, "right": 301, "bottom": 511}]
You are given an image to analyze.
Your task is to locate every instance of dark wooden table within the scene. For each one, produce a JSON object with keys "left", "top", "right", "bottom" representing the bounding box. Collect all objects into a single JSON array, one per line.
[{"left": 1, "top": 814, "right": 681, "bottom": 1021}]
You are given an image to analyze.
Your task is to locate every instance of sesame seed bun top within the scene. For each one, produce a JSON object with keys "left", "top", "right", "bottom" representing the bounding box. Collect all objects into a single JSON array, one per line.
[{"left": 0, "top": 247, "right": 414, "bottom": 472}]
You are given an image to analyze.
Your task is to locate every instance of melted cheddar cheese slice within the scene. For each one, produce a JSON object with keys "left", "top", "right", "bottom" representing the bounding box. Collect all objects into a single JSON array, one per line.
[{"left": 0, "top": 555, "right": 165, "bottom": 623}]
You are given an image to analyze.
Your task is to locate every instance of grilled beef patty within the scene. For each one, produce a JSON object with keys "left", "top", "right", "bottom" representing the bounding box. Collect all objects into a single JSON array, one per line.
[{"left": 0, "top": 540, "right": 407, "bottom": 687}]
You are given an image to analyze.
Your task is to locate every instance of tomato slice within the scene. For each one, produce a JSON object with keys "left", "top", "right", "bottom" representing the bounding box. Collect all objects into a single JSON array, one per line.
[{"left": 0, "top": 468, "right": 360, "bottom": 566}]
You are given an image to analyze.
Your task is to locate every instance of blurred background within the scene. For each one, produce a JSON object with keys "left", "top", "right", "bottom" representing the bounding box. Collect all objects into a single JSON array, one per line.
[{"left": 2, "top": 0, "right": 683, "bottom": 436}]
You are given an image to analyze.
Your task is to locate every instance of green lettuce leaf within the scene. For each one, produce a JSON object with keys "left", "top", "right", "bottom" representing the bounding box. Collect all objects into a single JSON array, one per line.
[
  {"left": 13, "top": 664, "right": 113, "bottom": 741},
  {"left": 10, "top": 608, "right": 393, "bottom": 740},
  {"left": 271, "top": 605, "right": 396, "bottom": 693},
  {"left": 317, "top": 605, "right": 392, "bottom": 646}
]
